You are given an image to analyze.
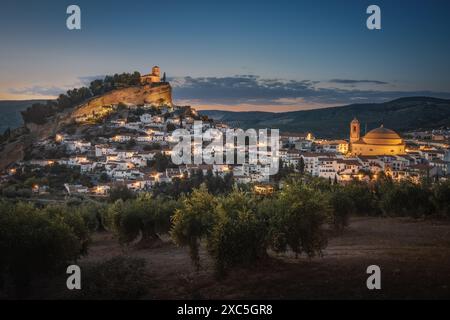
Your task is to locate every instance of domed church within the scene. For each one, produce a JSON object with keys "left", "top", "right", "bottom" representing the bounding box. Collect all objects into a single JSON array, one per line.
[{"left": 349, "top": 118, "right": 406, "bottom": 156}]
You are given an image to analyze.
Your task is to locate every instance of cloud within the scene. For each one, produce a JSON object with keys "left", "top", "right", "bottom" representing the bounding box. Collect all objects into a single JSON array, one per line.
[
  {"left": 8, "top": 85, "right": 69, "bottom": 96},
  {"left": 171, "top": 75, "right": 320, "bottom": 104},
  {"left": 328, "top": 79, "right": 389, "bottom": 85},
  {"left": 171, "top": 75, "right": 450, "bottom": 110},
  {"left": 7, "top": 75, "right": 106, "bottom": 98}
]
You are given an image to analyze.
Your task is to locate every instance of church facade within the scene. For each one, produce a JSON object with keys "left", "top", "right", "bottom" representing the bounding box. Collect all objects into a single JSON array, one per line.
[{"left": 349, "top": 118, "right": 406, "bottom": 156}]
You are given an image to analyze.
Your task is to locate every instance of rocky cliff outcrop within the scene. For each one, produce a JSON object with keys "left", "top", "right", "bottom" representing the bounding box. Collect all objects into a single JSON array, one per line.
[{"left": 72, "top": 84, "right": 172, "bottom": 120}]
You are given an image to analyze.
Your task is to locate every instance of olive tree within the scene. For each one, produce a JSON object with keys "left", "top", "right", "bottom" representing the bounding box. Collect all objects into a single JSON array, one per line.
[
  {"left": 111, "top": 194, "right": 178, "bottom": 247},
  {"left": 207, "top": 189, "right": 269, "bottom": 277},
  {"left": 269, "top": 182, "right": 330, "bottom": 258},
  {"left": 170, "top": 184, "right": 218, "bottom": 270},
  {"left": 329, "top": 187, "right": 354, "bottom": 232}
]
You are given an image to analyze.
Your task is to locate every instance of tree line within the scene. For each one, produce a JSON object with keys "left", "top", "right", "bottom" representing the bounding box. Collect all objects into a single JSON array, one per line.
[{"left": 21, "top": 72, "right": 141, "bottom": 125}]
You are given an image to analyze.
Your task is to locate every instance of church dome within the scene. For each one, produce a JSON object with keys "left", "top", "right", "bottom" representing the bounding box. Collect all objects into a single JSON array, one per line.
[{"left": 362, "top": 125, "right": 403, "bottom": 145}]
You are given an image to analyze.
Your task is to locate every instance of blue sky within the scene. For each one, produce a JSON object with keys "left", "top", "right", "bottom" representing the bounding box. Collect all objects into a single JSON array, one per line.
[{"left": 0, "top": 0, "right": 449, "bottom": 111}]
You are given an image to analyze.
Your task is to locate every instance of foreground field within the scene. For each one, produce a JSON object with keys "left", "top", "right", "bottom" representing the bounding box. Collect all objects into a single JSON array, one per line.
[{"left": 45, "top": 216, "right": 450, "bottom": 299}]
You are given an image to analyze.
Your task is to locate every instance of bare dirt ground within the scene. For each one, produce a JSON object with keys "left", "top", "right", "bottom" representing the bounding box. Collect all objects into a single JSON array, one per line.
[{"left": 70, "top": 216, "right": 450, "bottom": 299}]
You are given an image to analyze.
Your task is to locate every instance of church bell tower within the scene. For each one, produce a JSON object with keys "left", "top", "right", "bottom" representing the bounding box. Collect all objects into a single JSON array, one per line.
[{"left": 350, "top": 118, "right": 360, "bottom": 144}]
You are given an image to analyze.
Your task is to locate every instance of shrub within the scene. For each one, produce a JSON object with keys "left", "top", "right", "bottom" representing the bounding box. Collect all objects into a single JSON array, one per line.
[
  {"left": 78, "top": 256, "right": 148, "bottom": 300},
  {"left": 0, "top": 202, "right": 82, "bottom": 297},
  {"left": 109, "top": 185, "right": 135, "bottom": 202},
  {"left": 432, "top": 181, "right": 450, "bottom": 217},
  {"left": 344, "top": 182, "right": 379, "bottom": 215},
  {"left": 379, "top": 181, "right": 433, "bottom": 217}
]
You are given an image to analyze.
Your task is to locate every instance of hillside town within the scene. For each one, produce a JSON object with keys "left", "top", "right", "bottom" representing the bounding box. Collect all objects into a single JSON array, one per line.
[{"left": 1, "top": 97, "right": 450, "bottom": 200}]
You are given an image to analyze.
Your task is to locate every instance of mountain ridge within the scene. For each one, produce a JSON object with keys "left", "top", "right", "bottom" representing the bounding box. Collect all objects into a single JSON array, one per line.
[{"left": 199, "top": 97, "right": 450, "bottom": 138}]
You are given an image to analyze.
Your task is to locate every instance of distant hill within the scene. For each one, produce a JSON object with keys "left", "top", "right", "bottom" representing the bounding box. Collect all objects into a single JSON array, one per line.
[
  {"left": 0, "top": 100, "right": 46, "bottom": 133},
  {"left": 200, "top": 97, "right": 450, "bottom": 138}
]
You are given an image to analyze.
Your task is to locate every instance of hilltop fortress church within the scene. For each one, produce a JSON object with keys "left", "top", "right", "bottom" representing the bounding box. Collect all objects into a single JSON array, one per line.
[
  {"left": 349, "top": 118, "right": 406, "bottom": 156},
  {"left": 140, "top": 66, "right": 166, "bottom": 85}
]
